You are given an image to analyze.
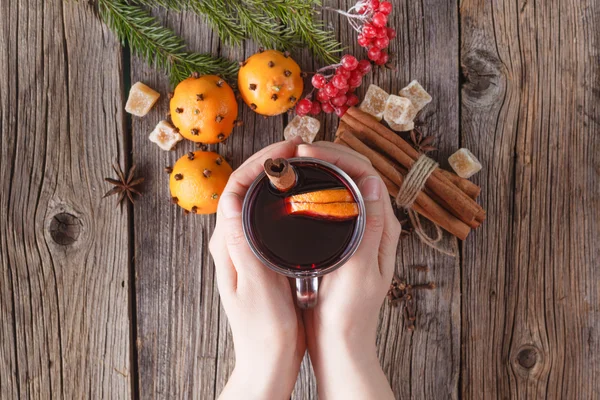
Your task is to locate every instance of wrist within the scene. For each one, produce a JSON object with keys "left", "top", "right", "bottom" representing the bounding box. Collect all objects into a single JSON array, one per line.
[
  {"left": 311, "top": 334, "right": 380, "bottom": 375},
  {"left": 309, "top": 336, "right": 392, "bottom": 400},
  {"left": 219, "top": 347, "right": 298, "bottom": 400},
  {"left": 220, "top": 367, "right": 285, "bottom": 400}
]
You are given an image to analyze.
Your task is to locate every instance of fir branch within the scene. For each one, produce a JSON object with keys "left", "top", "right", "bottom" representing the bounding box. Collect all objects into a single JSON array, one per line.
[
  {"left": 229, "top": 1, "right": 300, "bottom": 51},
  {"left": 132, "top": 0, "right": 184, "bottom": 11},
  {"left": 187, "top": 0, "right": 245, "bottom": 46},
  {"left": 134, "top": 0, "right": 342, "bottom": 64},
  {"left": 293, "top": 9, "right": 343, "bottom": 64},
  {"left": 244, "top": 0, "right": 342, "bottom": 64},
  {"left": 98, "top": 0, "right": 238, "bottom": 84}
]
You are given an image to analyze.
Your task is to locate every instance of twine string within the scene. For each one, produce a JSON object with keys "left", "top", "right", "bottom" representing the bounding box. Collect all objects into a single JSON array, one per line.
[{"left": 395, "top": 154, "right": 456, "bottom": 257}]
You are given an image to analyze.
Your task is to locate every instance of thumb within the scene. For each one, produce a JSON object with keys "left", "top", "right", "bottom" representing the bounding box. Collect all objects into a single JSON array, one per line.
[
  {"left": 217, "top": 192, "right": 280, "bottom": 287},
  {"left": 343, "top": 175, "right": 386, "bottom": 276}
]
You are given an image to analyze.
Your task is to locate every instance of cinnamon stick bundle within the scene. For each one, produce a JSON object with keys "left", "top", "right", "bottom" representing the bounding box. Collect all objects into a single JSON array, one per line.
[
  {"left": 337, "top": 131, "right": 471, "bottom": 240},
  {"left": 342, "top": 108, "right": 485, "bottom": 224},
  {"left": 345, "top": 108, "right": 480, "bottom": 199},
  {"left": 335, "top": 108, "right": 486, "bottom": 240},
  {"left": 338, "top": 120, "right": 479, "bottom": 200}
]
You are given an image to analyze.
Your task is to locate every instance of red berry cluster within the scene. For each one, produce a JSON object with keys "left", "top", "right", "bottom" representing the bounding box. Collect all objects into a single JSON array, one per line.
[
  {"left": 294, "top": 0, "right": 395, "bottom": 118},
  {"left": 354, "top": 0, "right": 395, "bottom": 65},
  {"left": 295, "top": 55, "right": 372, "bottom": 117}
]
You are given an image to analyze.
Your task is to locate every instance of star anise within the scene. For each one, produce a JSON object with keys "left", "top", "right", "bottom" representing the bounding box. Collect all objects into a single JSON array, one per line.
[
  {"left": 410, "top": 128, "right": 437, "bottom": 154},
  {"left": 103, "top": 162, "right": 144, "bottom": 206}
]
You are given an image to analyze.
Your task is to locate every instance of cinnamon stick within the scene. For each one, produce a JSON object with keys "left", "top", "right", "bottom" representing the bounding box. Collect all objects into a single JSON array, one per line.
[
  {"left": 333, "top": 137, "right": 350, "bottom": 148},
  {"left": 385, "top": 157, "right": 481, "bottom": 229},
  {"left": 340, "top": 133, "right": 479, "bottom": 231},
  {"left": 342, "top": 112, "right": 482, "bottom": 224},
  {"left": 379, "top": 174, "right": 399, "bottom": 197},
  {"left": 338, "top": 130, "right": 470, "bottom": 240},
  {"left": 339, "top": 123, "right": 481, "bottom": 228},
  {"left": 339, "top": 121, "right": 480, "bottom": 200},
  {"left": 345, "top": 107, "right": 485, "bottom": 221},
  {"left": 264, "top": 158, "right": 296, "bottom": 191},
  {"left": 439, "top": 170, "right": 480, "bottom": 199},
  {"left": 377, "top": 172, "right": 468, "bottom": 233}
]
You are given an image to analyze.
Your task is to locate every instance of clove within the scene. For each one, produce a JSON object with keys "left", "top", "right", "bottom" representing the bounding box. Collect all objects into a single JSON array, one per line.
[{"left": 388, "top": 273, "right": 435, "bottom": 331}]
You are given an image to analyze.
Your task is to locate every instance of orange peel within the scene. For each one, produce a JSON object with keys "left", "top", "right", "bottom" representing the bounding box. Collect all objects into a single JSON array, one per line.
[
  {"left": 286, "top": 202, "right": 359, "bottom": 220},
  {"left": 284, "top": 188, "right": 358, "bottom": 220},
  {"left": 286, "top": 188, "right": 354, "bottom": 204}
]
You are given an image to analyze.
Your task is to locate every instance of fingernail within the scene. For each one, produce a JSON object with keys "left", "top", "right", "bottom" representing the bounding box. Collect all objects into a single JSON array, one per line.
[
  {"left": 360, "top": 176, "right": 382, "bottom": 202},
  {"left": 219, "top": 193, "right": 242, "bottom": 219}
]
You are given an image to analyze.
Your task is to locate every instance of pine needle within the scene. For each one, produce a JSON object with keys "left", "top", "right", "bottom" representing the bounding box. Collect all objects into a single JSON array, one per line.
[
  {"left": 133, "top": 0, "right": 342, "bottom": 63},
  {"left": 230, "top": 2, "right": 301, "bottom": 51},
  {"left": 245, "top": 0, "right": 342, "bottom": 64},
  {"left": 188, "top": 0, "right": 245, "bottom": 46},
  {"left": 98, "top": 0, "right": 238, "bottom": 84}
]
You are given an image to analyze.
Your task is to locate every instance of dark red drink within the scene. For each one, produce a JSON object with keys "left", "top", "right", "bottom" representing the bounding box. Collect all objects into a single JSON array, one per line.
[{"left": 247, "top": 161, "right": 359, "bottom": 270}]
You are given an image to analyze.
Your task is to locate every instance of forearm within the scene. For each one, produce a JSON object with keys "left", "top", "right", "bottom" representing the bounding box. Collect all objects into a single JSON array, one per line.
[{"left": 310, "top": 339, "right": 394, "bottom": 400}]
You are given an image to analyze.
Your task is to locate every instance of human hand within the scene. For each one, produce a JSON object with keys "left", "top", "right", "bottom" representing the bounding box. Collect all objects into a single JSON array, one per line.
[
  {"left": 298, "top": 141, "right": 400, "bottom": 400},
  {"left": 209, "top": 138, "right": 306, "bottom": 400}
]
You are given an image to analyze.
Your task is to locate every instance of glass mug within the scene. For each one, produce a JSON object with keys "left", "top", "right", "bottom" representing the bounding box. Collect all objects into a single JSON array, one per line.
[{"left": 242, "top": 157, "right": 366, "bottom": 308}]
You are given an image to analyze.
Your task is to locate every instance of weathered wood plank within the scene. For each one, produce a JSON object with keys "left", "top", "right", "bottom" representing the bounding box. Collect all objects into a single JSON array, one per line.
[
  {"left": 0, "top": 0, "right": 131, "bottom": 398},
  {"left": 130, "top": 9, "right": 237, "bottom": 399},
  {"left": 293, "top": 1, "right": 462, "bottom": 399},
  {"left": 460, "top": 0, "right": 600, "bottom": 397},
  {"left": 375, "top": 1, "right": 461, "bottom": 399}
]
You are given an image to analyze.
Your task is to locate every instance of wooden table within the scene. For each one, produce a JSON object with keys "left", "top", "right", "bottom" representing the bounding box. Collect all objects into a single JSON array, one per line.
[{"left": 1, "top": 0, "right": 598, "bottom": 398}]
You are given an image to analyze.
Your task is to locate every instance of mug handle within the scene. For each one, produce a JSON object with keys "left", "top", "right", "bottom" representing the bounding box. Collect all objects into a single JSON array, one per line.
[{"left": 295, "top": 277, "right": 319, "bottom": 309}]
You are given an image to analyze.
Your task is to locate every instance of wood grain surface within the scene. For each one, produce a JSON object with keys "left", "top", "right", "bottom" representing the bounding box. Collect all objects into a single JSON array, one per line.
[
  {"left": 460, "top": 0, "right": 600, "bottom": 398},
  {"left": 0, "top": 0, "right": 131, "bottom": 398},
  {"left": 1, "top": 0, "right": 598, "bottom": 399},
  {"left": 129, "top": 10, "right": 220, "bottom": 400}
]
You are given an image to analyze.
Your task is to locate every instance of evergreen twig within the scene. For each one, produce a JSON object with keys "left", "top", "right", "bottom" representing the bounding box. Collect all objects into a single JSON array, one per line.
[
  {"left": 187, "top": 0, "right": 245, "bottom": 46},
  {"left": 98, "top": 0, "right": 238, "bottom": 84},
  {"left": 245, "top": 0, "right": 342, "bottom": 64},
  {"left": 230, "top": 2, "right": 300, "bottom": 51},
  {"left": 134, "top": 0, "right": 342, "bottom": 63}
]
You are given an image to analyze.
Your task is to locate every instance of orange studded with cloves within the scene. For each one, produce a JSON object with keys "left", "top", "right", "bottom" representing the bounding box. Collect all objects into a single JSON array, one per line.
[
  {"left": 170, "top": 75, "right": 238, "bottom": 144},
  {"left": 238, "top": 50, "right": 303, "bottom": 116},
  {"left": 168, "top": 151, "right": 233, "bottom": 214}
]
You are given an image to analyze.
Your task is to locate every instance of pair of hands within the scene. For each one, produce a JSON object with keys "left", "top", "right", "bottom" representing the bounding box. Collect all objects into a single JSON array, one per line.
[{"left": 209, "top": 137, "right": 400, "bottom": 400}]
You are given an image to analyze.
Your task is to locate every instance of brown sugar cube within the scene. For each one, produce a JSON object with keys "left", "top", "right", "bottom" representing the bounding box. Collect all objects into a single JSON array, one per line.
[
  {"left": 125, "top": 82, "right": 160, "bottom": 117},
  {"left": 448, "top": 148, "right": 482, "bottom": 178},
  {"left": 387, "top": 120, "right": 415, "bottom": 132},
  {"left": 384, "top": 95, "right": 418, "bottom": 127},
  {"left": 399, "top": 80, "right": 432, "bottom": 112},
  {"left": 148, "top": 120, "right": 183, "bottom": 151},
  {"left": 284, "top": 115, "right": 320, "bottom": 143},
  {"left": 359, "top": 84, "right": 390, "bottom": 121}
]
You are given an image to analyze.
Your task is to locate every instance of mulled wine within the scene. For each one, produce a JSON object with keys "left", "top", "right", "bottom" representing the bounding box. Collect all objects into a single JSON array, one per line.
[{"left": 245, "top": 160, "right": 362, "bottom": 271}]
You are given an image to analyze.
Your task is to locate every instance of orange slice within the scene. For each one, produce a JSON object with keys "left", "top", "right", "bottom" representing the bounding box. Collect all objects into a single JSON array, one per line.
[
  {"left": 285, "top": 188, "right": 354, "bottom": 204},
  {"left": 284, "top": 188, "right": 358, "bottom": 220},
  {"left": 286, "top": 202, "right": 359, "bottom": 220}
]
